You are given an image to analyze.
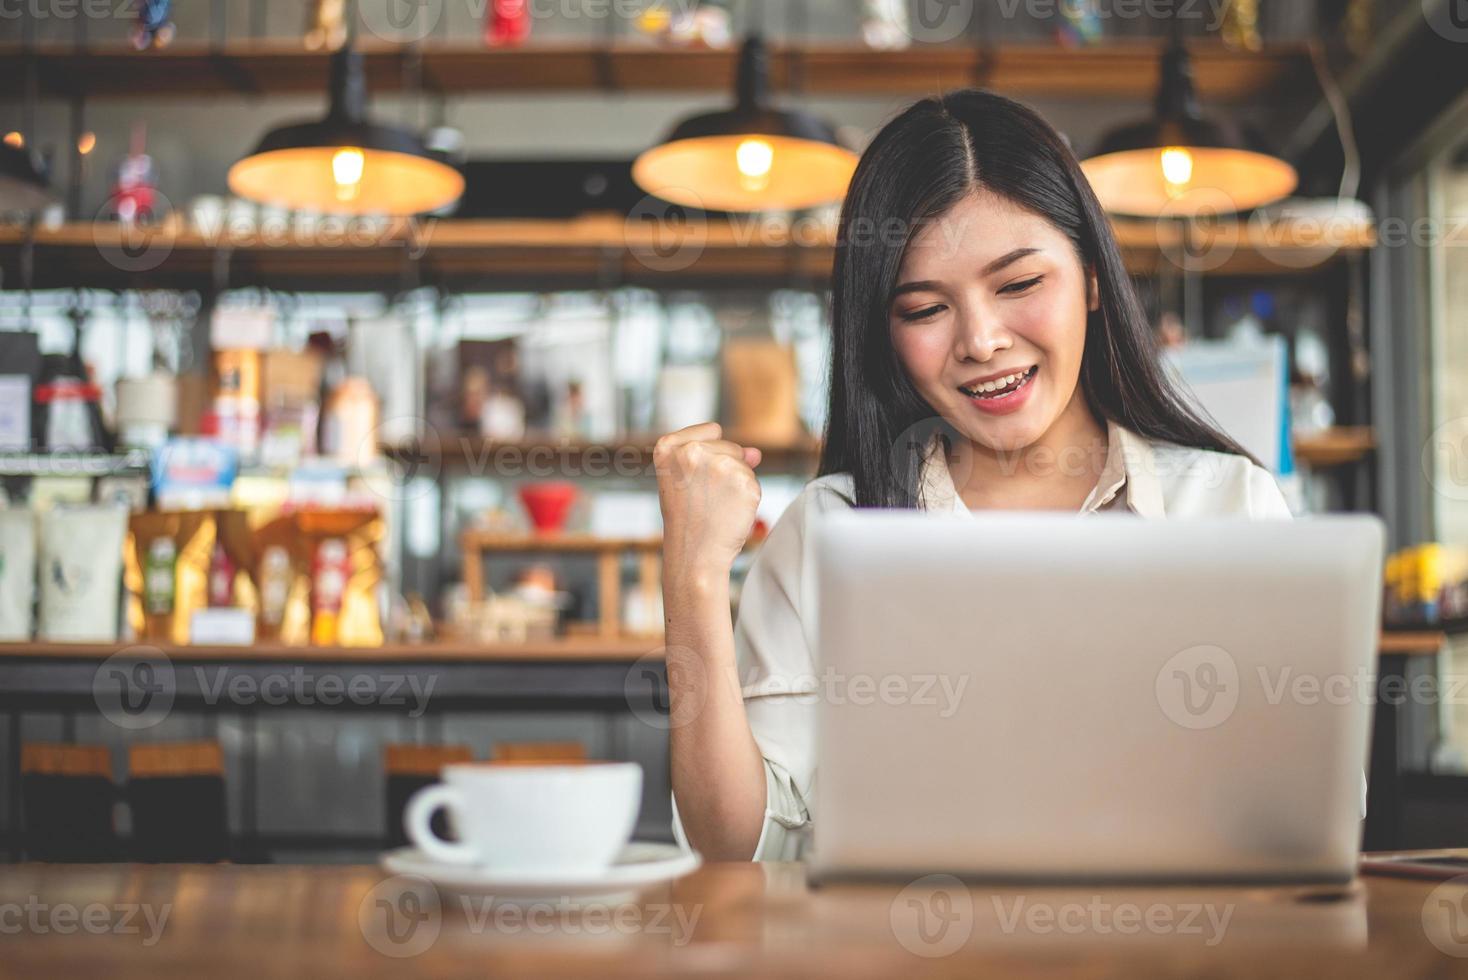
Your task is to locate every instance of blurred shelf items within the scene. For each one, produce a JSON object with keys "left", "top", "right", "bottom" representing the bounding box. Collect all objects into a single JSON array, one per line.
[
  {"left": 1384, "top": 545, "right": 1468, "bottom": 635},
  {"left": 0, "top": 267, "right": 1387, "bottom": 654},
  {"left": 0, "top": 0, "right": 1399, "bottom": 660},
  {"left": 0, "top": 283, "right": 822, "bottom": 652}
]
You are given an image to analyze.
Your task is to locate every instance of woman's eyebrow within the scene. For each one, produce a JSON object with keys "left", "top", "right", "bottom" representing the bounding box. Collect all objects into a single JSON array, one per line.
[
  {"left": 891, "top": 279, "right": 941, "bottom": 300},
  {"left": 890, "top": 247, "right": 1043, "bottom": 302},
  {"left": 981, "top": 246, "right": 1042, "bottom": 275}
]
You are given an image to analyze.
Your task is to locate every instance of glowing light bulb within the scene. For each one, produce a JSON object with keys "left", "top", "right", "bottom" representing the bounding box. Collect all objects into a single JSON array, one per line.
[
  {"left": 332, "top": 146, "right": 365, "bottom": 202},
  {"left": 736, "top": 138, "right": 774, "bottom": 193},
  {"left": 3, "top": 132, "right": 23, "bottom": 149},
  {"left": 77, "top": 132, "right": 96, "bottom": 156},
  {"left": 1160, "top": 146, "right": 1194, "bottom": 190}
]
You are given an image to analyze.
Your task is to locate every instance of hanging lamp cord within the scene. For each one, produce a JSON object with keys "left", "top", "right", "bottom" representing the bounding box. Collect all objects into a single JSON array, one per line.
[{"left": 1307, "top": 43, "right": 1361, "bottom": 202}]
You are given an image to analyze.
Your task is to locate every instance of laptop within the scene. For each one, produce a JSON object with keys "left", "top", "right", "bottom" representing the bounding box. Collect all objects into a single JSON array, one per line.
[{"left": 809, "top": 512, "right": 1384, "bottom": 884}]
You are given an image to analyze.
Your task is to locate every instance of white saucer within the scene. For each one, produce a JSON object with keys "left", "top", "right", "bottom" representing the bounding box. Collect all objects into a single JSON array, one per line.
[{"left": 380, "top": 841, "right": 701, "bottom": 903}]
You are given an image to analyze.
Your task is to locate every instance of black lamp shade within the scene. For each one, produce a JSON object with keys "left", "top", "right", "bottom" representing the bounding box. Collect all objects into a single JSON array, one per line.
[
  {"left": 1081, "top": 39, "right": 1296, "bottom": 217},
  {"left": 228, "top": 48, "right": 463, "bottom": 215}
]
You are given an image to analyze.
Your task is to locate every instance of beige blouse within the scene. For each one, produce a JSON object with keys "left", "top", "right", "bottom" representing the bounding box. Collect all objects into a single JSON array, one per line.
[{"left": 671, "top": 419, "right": 1297, "bottom": 860}]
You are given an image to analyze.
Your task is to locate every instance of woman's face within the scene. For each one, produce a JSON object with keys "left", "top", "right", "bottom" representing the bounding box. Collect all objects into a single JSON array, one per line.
[{"left": 887, "top": 189, "right": 1098, "bottom": 454}]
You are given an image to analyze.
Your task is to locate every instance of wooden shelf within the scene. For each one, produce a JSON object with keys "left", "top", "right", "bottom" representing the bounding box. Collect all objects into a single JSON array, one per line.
[
  {"left": 1111, "top": 218, "right": 1379, "bottom": 276},
  {"left": 1377, "top": 632, "right": 1447, "bottom": 657},
  {"left": 387, "top": 430, "right": 1374, "bottom": 477},
  {"left": 0, "top": 633, "right": 1424, "bottom": 660},
  {"left": 0, "top": 214, "right": 1375, "bottom": 292},
  {"left": 460, "top": 532, "right": 661, "bottom": 553},
  {"left": 0, "top": 216, "right": 834, "bottom": 290},
  {"left": 1294, "top": 426, "right": 1377, "bottom": 468},
  {"left": 0, "top": 40, "right": 1312, "bottom": 102},
  {"left": 459, "top": 527, "right": 669, "bottom": 637},
  {"left": 0, "top": 638, "right": 662, "bottom": 662},
  {"left": 383, "top": 432, "right": 823, "bottom": 475},
  {"left": 457, "top": 532, "right": 765, "bottom": 555}
]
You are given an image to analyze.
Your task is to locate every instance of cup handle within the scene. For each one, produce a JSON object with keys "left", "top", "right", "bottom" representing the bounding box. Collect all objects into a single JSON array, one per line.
[{"left": 404, "top": 785, "right": 475, "bottom": 864}]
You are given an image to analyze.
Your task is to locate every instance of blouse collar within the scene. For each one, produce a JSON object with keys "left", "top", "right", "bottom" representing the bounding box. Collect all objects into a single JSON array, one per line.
[{"left": 917, "top": 418, "right": 1167, "bottom": 519}]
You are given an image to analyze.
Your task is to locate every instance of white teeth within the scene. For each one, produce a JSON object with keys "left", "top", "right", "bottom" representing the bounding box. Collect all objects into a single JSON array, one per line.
[
  {"left": 979, "top": 373, "right": 1016, "bottom": 393},
  {"left": 965, "top": 368, "right": 1033, "bottom": 398}
]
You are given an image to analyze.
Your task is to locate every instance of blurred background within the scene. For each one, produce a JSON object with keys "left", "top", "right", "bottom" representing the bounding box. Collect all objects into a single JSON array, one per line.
[{"left": 0, "top": 0, "right": 1466, "bottom": 863}]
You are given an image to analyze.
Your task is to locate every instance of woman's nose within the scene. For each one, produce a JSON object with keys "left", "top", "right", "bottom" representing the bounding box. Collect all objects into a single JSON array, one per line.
[{"left": 954, "top": 311, "right": 1012, "bottom": 362}]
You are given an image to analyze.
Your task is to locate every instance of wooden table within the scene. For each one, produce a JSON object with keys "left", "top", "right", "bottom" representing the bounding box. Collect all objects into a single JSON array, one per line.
[{"left": 4, "top": 859, "right": 1468, "bottom": 977}]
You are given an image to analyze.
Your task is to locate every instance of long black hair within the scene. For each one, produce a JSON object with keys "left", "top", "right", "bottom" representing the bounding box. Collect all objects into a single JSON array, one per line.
[{"left": 818, "top": 88, "right": 1254, "bottom": 508}]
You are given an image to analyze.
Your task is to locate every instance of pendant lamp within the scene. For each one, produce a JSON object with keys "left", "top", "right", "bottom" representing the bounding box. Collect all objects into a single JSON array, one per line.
[
  {"left": 0, "top": 138, "right": 52, "bottom": 213},
  {"left": 228, "top": 44, "right": 463, "bottom": 216},
  {"left": 1080, "top": 34, "right": 1296, "bottom": 217},
  {"left": 632, "top": 35, "right": 858, "bottom": 213}
]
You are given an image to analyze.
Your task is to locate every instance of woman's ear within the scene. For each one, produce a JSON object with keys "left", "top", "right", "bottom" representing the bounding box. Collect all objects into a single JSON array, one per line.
[{"left": 1086, "top": 266, "right": 1101, "bottom": 312}]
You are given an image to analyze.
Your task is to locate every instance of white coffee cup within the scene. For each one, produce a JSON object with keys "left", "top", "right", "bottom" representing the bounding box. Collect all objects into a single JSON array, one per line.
[{"left": 404, "top": 761, "right": 642, "bottom": 874}]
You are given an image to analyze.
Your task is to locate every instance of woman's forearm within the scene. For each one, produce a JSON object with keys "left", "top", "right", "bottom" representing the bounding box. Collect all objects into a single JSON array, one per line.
[
  {"left": 663, "top": 570, "right": 769, "bottom": 861},
  {"left": 651, "top": 423, "right": 769, "bottom": 860}
]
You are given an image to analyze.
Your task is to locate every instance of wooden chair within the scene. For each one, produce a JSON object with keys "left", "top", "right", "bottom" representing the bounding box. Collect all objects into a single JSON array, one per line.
[
  {"left": 383, "top": 744, "right": 474, "bottom": 849},
  {"left": 21, "top": 744, "right": 119, "bottom": 862},
  {"left": 126, "top": 742, "right": 230, "bottom": 863}
]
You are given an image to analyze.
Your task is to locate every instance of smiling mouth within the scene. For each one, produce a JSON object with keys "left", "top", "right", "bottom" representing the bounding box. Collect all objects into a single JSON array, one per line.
[{"left": 958, "top": 366, "right": 1038, "bottom": 400}]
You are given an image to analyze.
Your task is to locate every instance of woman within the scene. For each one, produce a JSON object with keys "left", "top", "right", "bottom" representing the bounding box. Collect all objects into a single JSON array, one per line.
[{"left": 653, "top": 90, "right": 1292, "bottom": 862}]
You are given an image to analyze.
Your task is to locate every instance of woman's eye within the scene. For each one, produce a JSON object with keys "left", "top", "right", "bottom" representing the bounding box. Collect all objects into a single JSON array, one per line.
[
  {"left": 899, "top": 305, "right": 945, "bottom": 322},
  {"left": 999, "top": 275, "right": 1044, "bottom": 295}
]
